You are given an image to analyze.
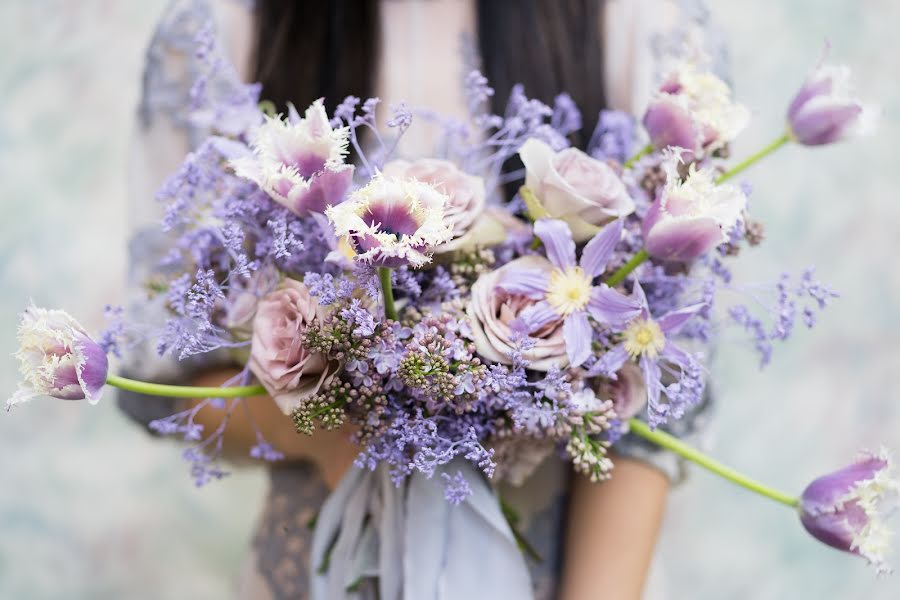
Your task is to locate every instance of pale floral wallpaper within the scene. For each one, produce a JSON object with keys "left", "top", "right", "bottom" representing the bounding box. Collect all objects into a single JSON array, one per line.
[{"left": 0, "top": 1, "right": 898, "bottom": 599}]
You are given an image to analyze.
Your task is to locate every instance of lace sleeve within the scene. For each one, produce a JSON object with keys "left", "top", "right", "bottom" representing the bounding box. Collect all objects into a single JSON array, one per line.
[{"left": 119, "top": 0, "right": 242, "bottom": 427}]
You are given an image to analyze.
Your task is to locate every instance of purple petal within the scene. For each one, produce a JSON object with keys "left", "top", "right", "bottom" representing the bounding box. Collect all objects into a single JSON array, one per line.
[
  {"left": 643, "top": 212, "right": 724, "bottom": 262},
  {"left": 790, "top": 102, "right": 863, "bottom": 146},
  {"left": 563, "top": 312, "right": 592, "bottom": 367},
  {"left": 579, "top": 219, "right": 623, "bottom": 277},
  {"left": 293, "top": 165, "right": 354, "bottom": 215},
  {"left": 534, "top": 218, "right": 576, "bottom": 269},
  {"left": 497, "top": 269, "right": 549, "bottom": 299},
  {"left": 587, "top": 285, "right": 642, "bottom": 327},
  {"left": 787, "top": 76, "right": 834, "bottom": 122},
  {"left": 657, "top": 303, "right": 706, "bottom": 334},
  {"left": 800, "top": 500, "right": 867, "bottom": 555},
  {"left": 640, "top": 355, "right": 665, "bottom": 427},
  {"left": 642, "top": 97, "right": 699, "bottom": 152},
  {"left": 660, "top": 341, "right": 692, "bottom": 368},
  {"left": 77, "top": 339, "right": 109, "bottom": 403},
  {"left": 586, "top": 344, "right": 629, "bottom": 378},
  {"left": 510, "top": 301, "right": 560, "bottom": 335},
  {"left": 287, "top": 102, "right": 303, "bottom": 124},
  {"left": 631, "top": 281, "right": 651, "bottom": 318},
  {"left": 801, "top": 456, "right": 889, "bottom": 515}
]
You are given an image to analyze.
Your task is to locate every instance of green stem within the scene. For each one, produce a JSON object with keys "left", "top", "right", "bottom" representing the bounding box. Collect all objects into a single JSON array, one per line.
[
  {"left": 716, "top": 132, "right": 792, "bottom": 184},
  {"left": 378, "top": 267, "right": 397, "bottom": 321},
  {"left": 623, "top": 143, "right": 654, "bottom": 169},
  {"left": 500, "top": 498, "right": 543, "bottom": 563},
  {"left": 605, "top": 248, "right": 649, "bottom": 287},
  {"left": 105, "top": 374, "right": 266, "bottom": 399},
  {"left": 627, "top": 419, "right": 799, "bottom": 508}
]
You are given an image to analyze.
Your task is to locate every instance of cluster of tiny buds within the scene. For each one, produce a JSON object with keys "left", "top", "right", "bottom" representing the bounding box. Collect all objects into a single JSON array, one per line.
[
  {"left": 303, "top": 311, "right": 395, "bottom": 364},
  {"left": 448, "top": 248, "right": 496, "bottom": 292},
  {"left": 567, "top": 434, "right": 615, "bottom": 483},
  {"left": 565, "top": 401, "right": 618, "bottom": 482},
  {"left": 291, "top": 379, "right": 370, "bottom": 435},
  {"left": 403, "top": 314, "right": 489, "bottom": 413}
]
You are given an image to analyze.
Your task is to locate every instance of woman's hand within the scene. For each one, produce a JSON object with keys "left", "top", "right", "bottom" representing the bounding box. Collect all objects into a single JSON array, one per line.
[
  {"left": 188, "top": 369, "right": 359, "bottom": 489},
  {"left": 558, "top": 454, "right": 670, "bottom": 600}
]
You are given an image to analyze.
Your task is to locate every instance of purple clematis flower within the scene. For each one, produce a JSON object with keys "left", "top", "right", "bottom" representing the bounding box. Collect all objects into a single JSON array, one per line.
[
  {"left": 799, "top": 448, "right": 899, "bottom": 573},
  {"left": 586, "top": 282, "right": 706, "bottom": 427},
  {"left": 230, "top": 99, "right": 355, "bottom": 217},
  {"left": 8, "top": 305, "right": 109, "bottom": 408},
  {"left": 497, "top": 218, "right": 640, "bottom": 368}
]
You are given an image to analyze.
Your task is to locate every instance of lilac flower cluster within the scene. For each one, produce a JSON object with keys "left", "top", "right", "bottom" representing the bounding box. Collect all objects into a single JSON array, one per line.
[{"left": 729, "top": 268, "right": 838, "bottom": 367}]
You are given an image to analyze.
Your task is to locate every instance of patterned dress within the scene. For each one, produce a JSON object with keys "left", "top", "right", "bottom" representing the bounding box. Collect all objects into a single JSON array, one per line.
[{"left": 120, "top": 1, "right": 722, "bottom": 597}]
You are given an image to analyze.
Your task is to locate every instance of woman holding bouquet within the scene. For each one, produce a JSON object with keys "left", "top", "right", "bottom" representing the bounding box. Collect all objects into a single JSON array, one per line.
[{"left": 122, "top": 1, "right": 718, "bottom": 598}]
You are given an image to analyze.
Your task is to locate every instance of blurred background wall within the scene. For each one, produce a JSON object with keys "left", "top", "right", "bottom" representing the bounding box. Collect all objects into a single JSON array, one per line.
[{"left": 0, "top": 1, "right": 897, "bottom": 598}]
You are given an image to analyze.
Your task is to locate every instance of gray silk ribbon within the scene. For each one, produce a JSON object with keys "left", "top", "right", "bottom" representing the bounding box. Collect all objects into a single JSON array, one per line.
[{"left": 310, "top": 460, "right": 534, "bottom": 600}]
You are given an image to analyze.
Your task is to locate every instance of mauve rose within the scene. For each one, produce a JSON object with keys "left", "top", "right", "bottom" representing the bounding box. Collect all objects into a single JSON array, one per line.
[
  {"left": 248, "top": 279, "right": 335, "bottom": 414},
  {"left": 383, "top": 158, "right": 507, "bottom": 252},
  {"left": 224, "top": 265, "right": 280, "bottom": 337},
  {"left": 519, "top": 138, "right": 634, "bottom": 241},
  {"left": 467, "top": 256, "right": 567, "bottom": 371},
  {"left": 597, "top": 362, "right": 647, "bottom": 419}
]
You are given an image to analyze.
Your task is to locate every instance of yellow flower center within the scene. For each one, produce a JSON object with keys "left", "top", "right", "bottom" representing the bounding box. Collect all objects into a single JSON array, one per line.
[
  {"left": 546, "top": 267, "right": 592, "bottom": 316},
  {"left": 622, "top": 318, "right": 666, "bottom": 359}
]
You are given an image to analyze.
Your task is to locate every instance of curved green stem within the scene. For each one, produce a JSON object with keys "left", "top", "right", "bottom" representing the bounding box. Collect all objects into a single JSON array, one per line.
[
  {"left": 623, "top": 143, "right": 654, "bottom": 169},
  {"left": 378, "top": 267, "right": 397, "bottom": 320},
  {"left": 105, "top": 374, "right": 266, "bottom": 399},
  {"left": 605, "top": 248, "right": 649, "bottom": 287},
  {"left": 627, "top": 418, "right": 799, "bottom": 508},
  {"left": 716, "top": 132, "right": 792, "bottom": 184}
]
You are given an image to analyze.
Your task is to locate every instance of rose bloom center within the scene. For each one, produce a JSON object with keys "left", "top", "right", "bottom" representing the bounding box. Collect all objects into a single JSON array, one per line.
[
  {"left": 546, "top": 267, "right": 592, "bottom": 316},
  {"left": 623, "top": 318, "right": 666, "bottom": 359}
]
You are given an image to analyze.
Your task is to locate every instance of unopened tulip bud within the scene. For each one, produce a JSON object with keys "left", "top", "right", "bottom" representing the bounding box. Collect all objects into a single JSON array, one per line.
[
  {"left": 799, "top": 448, "right": 899, "bottom": 573},
  {"left": 787, "top": 50, "right": 873, "bottom": 146}
]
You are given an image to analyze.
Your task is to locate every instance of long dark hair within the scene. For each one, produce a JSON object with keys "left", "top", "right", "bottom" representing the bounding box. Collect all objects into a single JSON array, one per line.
[{"left": 253, "top": 0, "right": 607, "bottom": 147}]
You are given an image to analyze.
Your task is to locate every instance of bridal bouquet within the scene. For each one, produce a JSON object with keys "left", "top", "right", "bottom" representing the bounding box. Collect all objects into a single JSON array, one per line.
[{"left": 9, "top": 26, "right": 897, "bottom": 594}]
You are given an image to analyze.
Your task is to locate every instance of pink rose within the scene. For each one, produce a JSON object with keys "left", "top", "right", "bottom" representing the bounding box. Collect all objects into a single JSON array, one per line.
[
  {"left": 248, "top": 279, "right": 335, "bottom": 414},
  {"left": 467, "top": 256, "right": 567, "bottom": 371},
  {"left": 383, "top": 158, "right": 505, "bottom": 251},
  {"left": 519, "top": 138, "right": 634, "bottom": 241}
]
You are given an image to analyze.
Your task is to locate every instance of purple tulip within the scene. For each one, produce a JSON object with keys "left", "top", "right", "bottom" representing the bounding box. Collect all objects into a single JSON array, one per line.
[
  {"left": 230, "top": 99, "right": 354, "bottom": 216},
  {"left": 643, "top": 96, "right": 701, "bottom": 154},
  {"left": 325, "top": 173, "right": 453, "bottom": 268},
  {"left": 8, "top": 306, "right": 109, "bottom": 408},
  {"left": 799, "top": 448, "right": 899, "bottom": 573},
  {"left": 642, "top": 62, "right": 748, "bottom": 154},
  {"left": 642, "top": 161, "right": 747, "bottom": 262},
  {"left": 787, "top": 51, "right": 872, "bottom": 146}
]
